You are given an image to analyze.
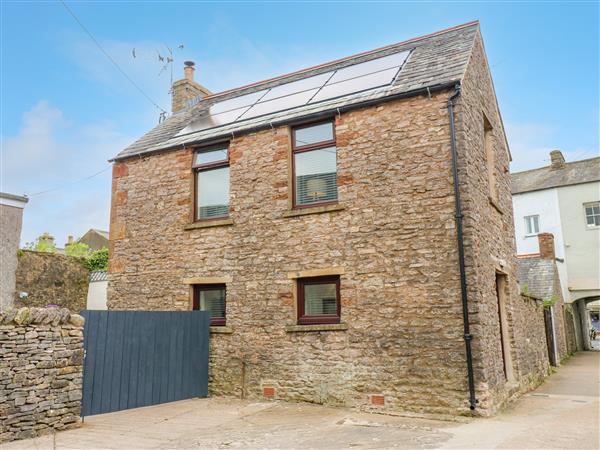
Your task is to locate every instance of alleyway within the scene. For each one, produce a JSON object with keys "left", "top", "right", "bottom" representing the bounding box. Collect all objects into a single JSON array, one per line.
[{"left": 5, "top": 352, "right": 599, "bottom": 450}]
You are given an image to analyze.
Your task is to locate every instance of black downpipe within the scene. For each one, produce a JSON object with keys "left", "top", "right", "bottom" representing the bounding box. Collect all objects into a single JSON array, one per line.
[{"left": 447, "top": 83, "right": 478, "bottom": 411}]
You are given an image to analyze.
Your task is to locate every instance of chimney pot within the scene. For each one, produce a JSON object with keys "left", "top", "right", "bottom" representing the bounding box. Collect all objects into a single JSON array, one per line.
[
  {"left": 183, "top": 61, "right": 195, "bottom": 81},
  {"left": 538, "top": 233, "right": 556, "bottom": 260},
  {"left": 550, "top": 150, "right": 565, "bottom": 169}
]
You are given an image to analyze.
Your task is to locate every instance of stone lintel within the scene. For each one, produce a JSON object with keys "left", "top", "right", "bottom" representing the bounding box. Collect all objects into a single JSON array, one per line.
[
  {"left": 287, "top": 267, "right": 345, "bottom": 279},
  {"left": 183, "top": 276, "right": 232, "bottom": 285}
]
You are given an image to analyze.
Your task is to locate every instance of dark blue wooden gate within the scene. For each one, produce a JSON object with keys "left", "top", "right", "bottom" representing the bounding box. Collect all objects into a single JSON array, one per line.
[{"left": 80, "top": 310, "right": 210, "bottom": 417}]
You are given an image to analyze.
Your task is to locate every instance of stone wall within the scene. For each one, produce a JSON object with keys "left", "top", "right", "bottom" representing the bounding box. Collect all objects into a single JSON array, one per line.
[
  {"left": 454, "top": 32, "right": 550, "bottom": 412},
  {"left": 14, "top": 251, "right": 88, "bottom": 312},
  {"left": 0, "top": 307, "right": 84, "bottom": 443},
  {"left": 512, "top": 295, "right": 550, "bottom": 384},
  {"left": 110, "top": 89, "right": 474, "bottom": 417}
]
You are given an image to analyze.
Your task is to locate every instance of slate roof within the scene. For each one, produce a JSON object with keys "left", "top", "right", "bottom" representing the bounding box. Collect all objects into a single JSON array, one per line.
[
  {"left": 112, "top": 21, "right": 480, "bottom": 161},
  {"left": 512, "top": 156, "right": 600, "bottom": 194},
  {"left": 517, "top": 256, "right": 557, "bottom": 300}
]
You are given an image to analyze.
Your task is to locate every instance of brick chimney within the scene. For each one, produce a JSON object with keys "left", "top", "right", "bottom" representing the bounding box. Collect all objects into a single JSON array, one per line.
[
  {"left": 538, "top": 233, "right": 556, "bottom": 260},
  {"left": 171, "top": 61, "right": 212, "bottom": 113},
  {"left": 549, "top": 150, "right": 565, "bottom": 169}
]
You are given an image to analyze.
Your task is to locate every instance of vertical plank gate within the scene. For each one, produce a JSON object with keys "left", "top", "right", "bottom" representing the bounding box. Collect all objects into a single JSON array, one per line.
[{"left": 80, "top": 310, "right": 210, "bottom": 417}]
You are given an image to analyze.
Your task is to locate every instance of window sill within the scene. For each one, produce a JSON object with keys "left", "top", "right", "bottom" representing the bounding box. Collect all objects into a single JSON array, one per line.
[
  {"left": 285, "top": 323, "right": 348, "bottom": 333},
  {"left": 282, "top": 204, "right": 345, "bottom": 218},
  {"left": 488, "top": 197, "right": 504, "bottom": 215},
  {"left": 210, "top": 326, "right": 233, "bottom": 334},
  {"left": 184, "top": 218, "right": 234, "bottom": 230}
]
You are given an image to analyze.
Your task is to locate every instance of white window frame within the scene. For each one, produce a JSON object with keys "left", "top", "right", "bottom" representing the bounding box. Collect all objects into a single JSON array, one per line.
[
  {"left": 524, "top": 215, "right": 540, "bottom": 236},
  {"left": 584, "top": 202, "right": 600, "bottom": 229}
]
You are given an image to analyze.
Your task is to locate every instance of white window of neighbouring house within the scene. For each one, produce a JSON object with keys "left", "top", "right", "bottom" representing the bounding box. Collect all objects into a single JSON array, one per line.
[
  {"left": 292, "top": 121, "right": 338, "bottom": 208},
  {"left": 193, "top": 146, "right": 230, "bottom": 221},
  {"left": 585, "top": 202, "right": 600, "bottom": 227},
  {"left": 525, "top": 215, "right": 540, "bottom": 235}
]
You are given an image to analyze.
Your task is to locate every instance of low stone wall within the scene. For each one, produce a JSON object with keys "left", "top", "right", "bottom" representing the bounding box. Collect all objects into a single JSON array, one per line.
[
  {"left": 13, "top": 251, "right": 89, "bottom": 312},
  {"left": 0, "top": 308, "right": 84, "bottom": 443}
]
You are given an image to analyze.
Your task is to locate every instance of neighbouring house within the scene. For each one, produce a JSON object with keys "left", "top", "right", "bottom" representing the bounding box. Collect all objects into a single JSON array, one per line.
[
  {"left": 0, "top": 192, "right": 28, "bottom": 311},
  {"left": 79, "top": 228, "right": 109, "bottom": 251},
  {"left": 516, "top": 233, "right": 573, "bottom": 363},
  {"left": 108, "top": 22, "right": 551, "bottom": 416},
  {"left": 512, "top": 151, "right": 600, "bottom": 350}
]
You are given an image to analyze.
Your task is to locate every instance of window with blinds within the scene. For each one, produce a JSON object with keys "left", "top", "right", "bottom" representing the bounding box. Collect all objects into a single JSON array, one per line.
[
  {"left": 292, "top": 121, "right": 338, "bottom": 207},
  {"left": 297, "top": 276, "right": 340, "bottom": 325},
  {"left": 193, "top": 284, "right": 226, "bottom": 326},
  {"left": 193, "top": 146, "right": 230, "bottom": 221}
]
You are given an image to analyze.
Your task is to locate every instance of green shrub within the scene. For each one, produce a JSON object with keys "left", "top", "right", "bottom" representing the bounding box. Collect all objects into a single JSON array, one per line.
[{"left": 85, "top": 247, "right": 109, "bottom": 272}]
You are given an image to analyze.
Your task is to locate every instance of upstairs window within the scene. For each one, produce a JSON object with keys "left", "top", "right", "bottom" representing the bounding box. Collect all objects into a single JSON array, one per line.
[
  {"left": 525, "top": 215, "right": 540, "bottom": 235},
  {"left": 297, "top": 276, "right": 340, "bottom": 325},
  {"left": 193, "top": 146, "right": 229, "bottom": 221},
  {"left": 585, "top": 202, "right": 600, "bottom": 227},
  {"left": 292, "top": 121, "right": 338, "bottom": 208},
  {"left": 193, "top": 284, "right": 226, "bottom": 326}
]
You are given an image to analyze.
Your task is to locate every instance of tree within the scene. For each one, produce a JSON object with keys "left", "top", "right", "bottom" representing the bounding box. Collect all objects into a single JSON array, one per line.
[{"left": 65, "top": 242, "right": 90, "bottom": 257}]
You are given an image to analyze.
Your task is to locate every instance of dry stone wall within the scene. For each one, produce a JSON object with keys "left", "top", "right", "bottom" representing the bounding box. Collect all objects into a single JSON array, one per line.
[{"left": 0, "top": 308, "right": 84, "bottom": 443}]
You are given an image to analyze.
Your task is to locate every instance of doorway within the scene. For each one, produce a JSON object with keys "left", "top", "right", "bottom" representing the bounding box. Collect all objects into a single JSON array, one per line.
[{"left": 495, "top": 273, "right": 514, "bottom": 381}]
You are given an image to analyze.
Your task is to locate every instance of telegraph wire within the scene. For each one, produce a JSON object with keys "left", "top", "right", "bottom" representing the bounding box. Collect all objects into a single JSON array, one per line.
[
  {"left": 59, "top": 0, "right": 167, "bottom": 114},
  {"left": 27, "top": 166, "right": 112, "bottom": 198}
]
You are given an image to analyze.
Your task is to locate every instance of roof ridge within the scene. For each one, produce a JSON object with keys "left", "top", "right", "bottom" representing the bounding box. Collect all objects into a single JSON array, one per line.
[
  {"left": 511, "top": 155, "right": 600, "bottom": 176},
  {"left": 202, "top": 20, "right": 480, "bottom": 102}
]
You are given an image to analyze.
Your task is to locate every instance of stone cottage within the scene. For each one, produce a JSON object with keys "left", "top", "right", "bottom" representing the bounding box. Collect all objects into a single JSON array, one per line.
[{"left": 108, "top": 22, "right": 549, "bottom": 416}]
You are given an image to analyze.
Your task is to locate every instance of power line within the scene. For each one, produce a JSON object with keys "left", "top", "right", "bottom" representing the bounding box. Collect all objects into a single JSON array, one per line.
[
  {"left": 59, "top": 0, "right": 167, "bottom": 114},
  {"left": 28, "top": 166, "right": 112, "bottom": 197}
]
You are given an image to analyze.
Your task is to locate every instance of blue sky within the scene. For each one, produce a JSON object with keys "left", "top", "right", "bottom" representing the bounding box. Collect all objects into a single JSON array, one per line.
[{"left": 1, "top": 1, "right": 598, "bottom": 245}]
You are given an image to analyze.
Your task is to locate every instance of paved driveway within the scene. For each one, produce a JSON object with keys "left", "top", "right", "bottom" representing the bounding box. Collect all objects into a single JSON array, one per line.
[{"left": 6, "top": 352, "right": 599, "bottom": 449}]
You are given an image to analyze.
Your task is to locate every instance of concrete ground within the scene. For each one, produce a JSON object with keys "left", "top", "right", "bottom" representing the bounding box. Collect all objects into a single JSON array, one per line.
[{"left": 5, "top": 352, "right": 599, "bottom": 450}]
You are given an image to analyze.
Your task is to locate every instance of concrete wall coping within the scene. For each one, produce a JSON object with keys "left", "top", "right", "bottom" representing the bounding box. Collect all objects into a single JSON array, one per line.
[{"left": 0, "top": 192, "right": 28, "bottom": 208}]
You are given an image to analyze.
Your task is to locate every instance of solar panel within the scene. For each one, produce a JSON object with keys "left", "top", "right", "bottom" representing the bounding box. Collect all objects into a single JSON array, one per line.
[
  {"left": 176, "top": 106, "right": 250, "bottom": 135},
  {"left": 326, "top": 51, "right": 409, "bottom": 84},
  {"left": 309, "top": 67, "right": 399, "bottom": 104},
  {"left": 179, "top": 49, "right": 411, "bottom": 135},
  {"left": 210, "top": 89, "right": 268, "bottom": 114},
  {"left": 259, "top": 73, "right": 332, "bottom": 102},
  {"left": 238, "top": 88, "right": 320, "bottom": 120}
]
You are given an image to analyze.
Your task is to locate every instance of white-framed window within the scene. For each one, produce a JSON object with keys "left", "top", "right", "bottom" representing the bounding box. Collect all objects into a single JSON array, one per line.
[
  {"left": 524, "top": 215, "right": 540, "bottom": 235},
  {"left": 584, "top": 202, "right": 600, "bottom": 228}
]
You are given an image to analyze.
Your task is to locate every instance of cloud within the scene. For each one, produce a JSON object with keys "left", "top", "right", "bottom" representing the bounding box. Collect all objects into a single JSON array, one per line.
[
  {"left": 506, "top": 122, "right": 598, "bottom": 172},
  {"left": 1, "top": 101, "right": 133, "bottom": 245}
]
